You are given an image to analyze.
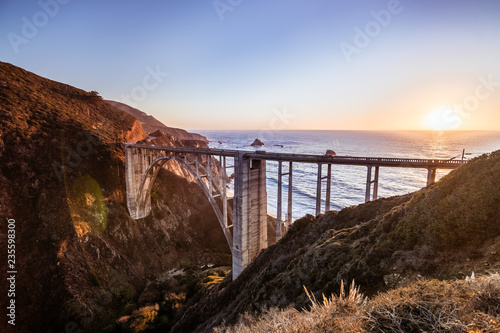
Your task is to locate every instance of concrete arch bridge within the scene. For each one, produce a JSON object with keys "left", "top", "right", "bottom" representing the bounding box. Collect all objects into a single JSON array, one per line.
[{"left": 124, "top": 144, "right": 466, "bottom": 279}]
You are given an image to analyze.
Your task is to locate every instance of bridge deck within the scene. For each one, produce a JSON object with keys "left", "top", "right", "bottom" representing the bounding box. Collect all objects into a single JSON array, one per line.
[
  {"left": 125, "top": 143, "right": 468, "bottom": 279},
  {"left": 127, "top": 144, "right": 466, "bottom": 169}
]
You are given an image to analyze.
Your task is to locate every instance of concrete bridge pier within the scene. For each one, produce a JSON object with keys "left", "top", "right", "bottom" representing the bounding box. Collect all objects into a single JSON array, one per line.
[
  {"left": 125, "top": 146, "right": 159, "bottom": 219},
  {"left": 316, "top": 164, "right": 322, "bottom": 215},
  {"left": 287, "top": 162, "right": 293, "bottom": 229},
  {"left": 232, "top": 153, "right": 268, "bottom": 279},
  {"left": 365, "top": 166, "right": 380, "bottom": 203},
  {"left": 426, "top": 167, "right": 437, "bottom": 186},
  {"left": 325, "top": 164, "right": 332, "bottom": 211},
  {"left": 276, "top": 161, "right": 294, "bottom": 240},
  {"left": 277, "top": 161, "right": 283, "bottom": 239},
  {"left": 315, "top": 163, "right": 333, "bottom": 215}
]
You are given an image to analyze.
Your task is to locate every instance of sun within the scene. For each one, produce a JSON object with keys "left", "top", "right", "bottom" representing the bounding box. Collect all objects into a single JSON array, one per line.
[{"left": 424, "top": 107, "right": 462, "bottom": 130}]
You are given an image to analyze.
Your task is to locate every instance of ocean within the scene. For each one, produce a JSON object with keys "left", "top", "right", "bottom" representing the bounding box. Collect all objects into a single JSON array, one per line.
[{"left": 197, "top": 130, "right": 500, "bottom": 221}]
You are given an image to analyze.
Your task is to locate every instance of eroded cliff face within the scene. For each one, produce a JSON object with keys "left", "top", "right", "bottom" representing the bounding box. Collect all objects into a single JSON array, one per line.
[
  {"left": 127, "top": 119, "right": 149, "bottom": 142},
  {"left": 106, "top": 100, "right": 207, "bottom": 143},
  {"left": 0, "top": 62, "right": 230, "bottom": 332}
]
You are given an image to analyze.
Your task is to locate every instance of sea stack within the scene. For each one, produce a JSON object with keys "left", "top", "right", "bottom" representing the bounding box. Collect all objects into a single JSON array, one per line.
[{"left": 251, "top": 138, "right": 264, "bottom": 146}]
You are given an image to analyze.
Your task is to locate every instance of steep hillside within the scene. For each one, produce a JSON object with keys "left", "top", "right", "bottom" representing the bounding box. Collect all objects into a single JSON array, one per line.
[
  {"left": 0, "top": 62, "right": 231, "bottom": 332},
  {"left": 173, "top": 150, "right": 500, "bottom": 332},
  {"left": 106, "top": 100, "right": 207, "bottom": 142}
]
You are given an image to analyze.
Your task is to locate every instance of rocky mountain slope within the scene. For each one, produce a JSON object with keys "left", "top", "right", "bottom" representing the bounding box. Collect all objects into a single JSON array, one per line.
[
  {"left": 106, "top": 100, "right": 206, "bottom": 143},
  {"left": 0, "top": 62, "right": 231, "bottom": 332},
  {"left": 173, "top": 150, "right": 500, "bottom": 332}
]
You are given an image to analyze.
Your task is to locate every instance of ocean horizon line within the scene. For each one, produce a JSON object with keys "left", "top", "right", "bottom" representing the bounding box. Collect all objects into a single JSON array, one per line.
[{"left": 193, "top": 129, "right": 500, "bottom": 133}]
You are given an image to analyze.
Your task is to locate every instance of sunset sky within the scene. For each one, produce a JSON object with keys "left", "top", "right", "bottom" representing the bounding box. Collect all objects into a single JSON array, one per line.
[{"left": 1, "top": 0, "right": 500, "bottom": 131}]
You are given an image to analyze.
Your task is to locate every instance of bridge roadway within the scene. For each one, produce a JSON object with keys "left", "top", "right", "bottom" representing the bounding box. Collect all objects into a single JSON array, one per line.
[
  {"left": 129, "top": 144, "right": 465, "bottom": 205},
  {"left": 128, "top": 145, "right": 465, "bottom": 167},
  {"left": 124, "top": 144, "right": 466, "bottom": 279}
]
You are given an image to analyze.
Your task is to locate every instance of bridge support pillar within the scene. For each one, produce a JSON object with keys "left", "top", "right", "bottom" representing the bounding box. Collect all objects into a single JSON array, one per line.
[
  {"left": 287, "top": 162, "right": 293, "bottom": 229},
  {"left": 277, "top": 161, "right": 294, "bottom": 238},
  {"left": 372, "top": 166, "right": 379, "bottom": 200},
  {"left": 232, "top": 153, "right": 268, "bottom": 280},
  {"left": 316, "top": 164, "right": 322, "bottom": 215},
  {"left": 365, "top": 166, "right": 372, "bottom": 203},
  {"left": 325, "top": 164, "right": 332, "bottom": 211},
  {"left": 125, "top": 146, "right": 155, "bottom": 219},
  {"left": 277, "top": 161, "right": 283, "bottom": 240},
  {"left": 426, "top": 167, "right": 437, "bottom": 186},
  {"left": 365, "top": 165, "right": 380, "bottom": 202}
]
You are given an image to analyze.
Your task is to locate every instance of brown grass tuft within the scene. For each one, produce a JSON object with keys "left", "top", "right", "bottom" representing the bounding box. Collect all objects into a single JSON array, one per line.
[
  {"left": 215, "top": 280, "right": 368, "bottom": 333},
  {"left": 215, "top": 275, "right": 500, "bottom": 333}
]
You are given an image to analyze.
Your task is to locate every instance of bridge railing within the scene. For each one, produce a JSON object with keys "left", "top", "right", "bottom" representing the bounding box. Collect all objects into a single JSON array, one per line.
[
  {"left": 127, "top": 144, "right": 467, "bottom": 167},
  {"left": 331, "top": 156, "right": 466, "bottom": 164}
]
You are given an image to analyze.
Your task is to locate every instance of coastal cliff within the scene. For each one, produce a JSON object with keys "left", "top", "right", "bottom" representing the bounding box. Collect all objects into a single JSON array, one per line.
[
  {"left": 0, "top": 62, "right": 230, "bottom": 332},
  {"left": 106, "top": 100, "right": 207, "bottom": 143}
]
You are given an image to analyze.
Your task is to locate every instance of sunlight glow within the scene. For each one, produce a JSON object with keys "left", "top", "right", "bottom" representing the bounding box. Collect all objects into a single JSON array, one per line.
[{"left": 424, "top": 108, "right": 462, "bottom": 131}]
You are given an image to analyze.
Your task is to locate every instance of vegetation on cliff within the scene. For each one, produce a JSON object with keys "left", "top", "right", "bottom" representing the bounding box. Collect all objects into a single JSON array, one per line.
[
  {"left": 173, "top": 150, "right": 500, "bottom": 332},
  {"left": 0, "top": 62, "right": 231, "bottom": 332}
]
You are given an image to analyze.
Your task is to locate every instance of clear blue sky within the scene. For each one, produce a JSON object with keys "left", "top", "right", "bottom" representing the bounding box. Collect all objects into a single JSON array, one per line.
[{"left": 2, "top": 0, "right": 500, "bottom": 131}]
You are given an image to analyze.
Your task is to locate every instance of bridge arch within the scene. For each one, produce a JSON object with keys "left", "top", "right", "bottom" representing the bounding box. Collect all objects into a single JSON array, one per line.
[
  {"left": 142, "top": 155, "right": 232, "bottom": 251},
  {"left": 125, "top": 146, "right": 233, "bottom": 252},
  {"left": 125, "top": 145, "right": 270, "bottom": 279}
]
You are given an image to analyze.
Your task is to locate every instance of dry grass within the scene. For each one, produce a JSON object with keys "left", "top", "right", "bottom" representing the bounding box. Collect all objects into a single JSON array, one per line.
[
  {"left": 214, "top": 280, "right": 367, "bottom": 333},
  {"left": 215, "top": 275, "right": 500, "bottom": 333}
]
